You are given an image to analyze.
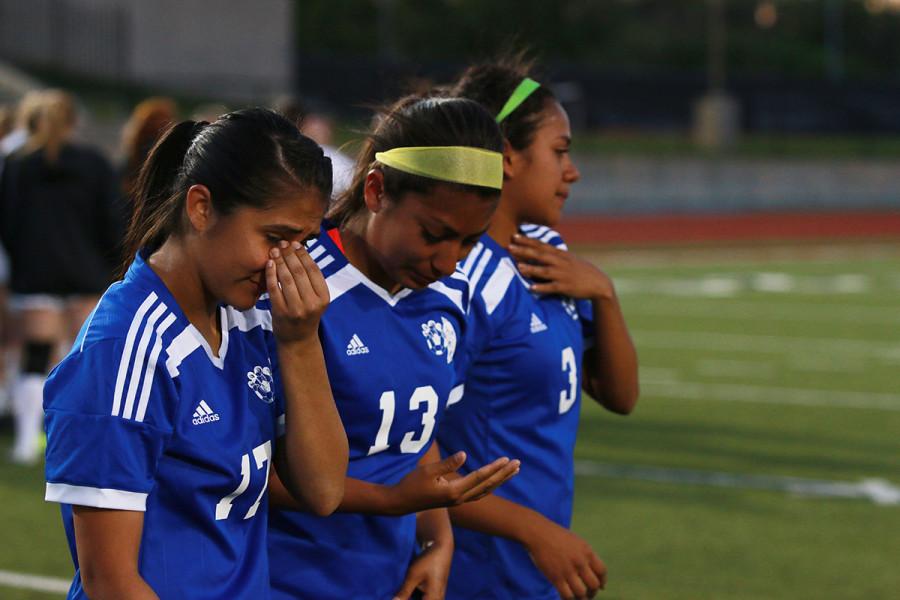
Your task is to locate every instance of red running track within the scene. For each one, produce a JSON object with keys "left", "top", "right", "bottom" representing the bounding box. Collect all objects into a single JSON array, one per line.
[{"left": 556, "top": 211, "right": 900, "bottom": 246}]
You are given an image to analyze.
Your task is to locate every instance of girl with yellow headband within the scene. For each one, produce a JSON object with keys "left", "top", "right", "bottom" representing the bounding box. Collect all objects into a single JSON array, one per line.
[
  {"left": 267, "top": 96, "right": 520, "bottom": 600},
  {"left": 436, "top": 58, "right": 640, "bottom": 599}
]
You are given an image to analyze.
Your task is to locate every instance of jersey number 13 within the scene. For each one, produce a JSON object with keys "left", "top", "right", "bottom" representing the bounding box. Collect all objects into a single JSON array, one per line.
[{"left": 368, "top": 386, "right": 439, "bottom": 456}]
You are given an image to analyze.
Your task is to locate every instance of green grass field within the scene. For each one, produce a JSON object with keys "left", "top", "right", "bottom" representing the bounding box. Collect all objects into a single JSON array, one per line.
[
  {"left": 573, "top": 242, "right": 900, "bottom": 599},
  {"left": 1, "top": 241, "right": 898, "bottom": 599}
]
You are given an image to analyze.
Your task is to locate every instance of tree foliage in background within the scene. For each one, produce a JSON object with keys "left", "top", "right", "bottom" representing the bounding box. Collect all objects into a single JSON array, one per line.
[{"left": 294, "top": 0, "right": 900, "bottom": 80}]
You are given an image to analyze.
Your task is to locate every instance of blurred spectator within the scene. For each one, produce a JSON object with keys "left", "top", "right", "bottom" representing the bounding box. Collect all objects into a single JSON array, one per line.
[
  {"left": 0, "top": 92, "right": 46, "bottom": 418},
  {"left": 274, "top": 95, "right": 354, "bottom": 197},
  {"left": 0, "top": 105, "right": 8, "bottom": 416},
  {"left": 0, "top": 104, "right": 13, "bottom": 140},
  {"left": 0, "top": 90, "right": 124, "bottom": 464},
  {"left": 191, "top": 102, "right": 229, "bottom": 123},
  {"left": 0, "top": 90, "right": 45, "bottom": 160},
  {"left": 119, "top": 96, "right": 178, "bottom": 198}
]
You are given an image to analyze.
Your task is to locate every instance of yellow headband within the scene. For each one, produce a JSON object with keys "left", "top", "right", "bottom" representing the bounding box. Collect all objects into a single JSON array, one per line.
[{"left": 374, "top": 146, "right": 503, "bottom": 190}]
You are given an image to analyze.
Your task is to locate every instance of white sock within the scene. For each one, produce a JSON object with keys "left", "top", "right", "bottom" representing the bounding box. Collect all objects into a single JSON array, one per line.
[{"left": 11, "top": 374, "right": 45, "bottom": 464}]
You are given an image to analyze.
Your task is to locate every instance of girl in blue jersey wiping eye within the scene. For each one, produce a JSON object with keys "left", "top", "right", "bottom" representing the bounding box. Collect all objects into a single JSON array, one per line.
[
  {"left": 267, "top": 96, "right": 520, "bottom": 600},
  {"left": 435, "top": 57, "right": 640, "bottom": 600},
  {"left": 43, "top": 108, "right": 348, "bottom": 600}
]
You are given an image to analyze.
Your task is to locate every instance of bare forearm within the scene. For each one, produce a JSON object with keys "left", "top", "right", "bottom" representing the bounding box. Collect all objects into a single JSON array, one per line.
[
  {"left": 72, "top": 507, "right": 158, "bottom": 600},
  {"left": 277, "top": 338, "right": 348, "bottom": 515},
  {"left": 269, "top": 469, "right": 393, "bottom": 517},
  {"left": 584, "top": 293, "right": 639, "bottom": 414},
  {"left": 448, "top": 493, "right": 545, "bottom": 547},
  {"left": 81, "top": 573, "right": 158, "bottom": 600},
  {"left": 337, "top": 476, "right": 406, "bottom": 515},
  {"left": 416, "top": 507, "right": 453, "bottom": 547}
]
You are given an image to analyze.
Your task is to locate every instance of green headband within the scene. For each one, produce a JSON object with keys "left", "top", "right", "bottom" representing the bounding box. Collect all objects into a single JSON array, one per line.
[
  {"left": 375, "top": 146, "right": 503, "bottom": 190},
  {"left": 495, "top": 77, "right": 541, "bottom": 123}
]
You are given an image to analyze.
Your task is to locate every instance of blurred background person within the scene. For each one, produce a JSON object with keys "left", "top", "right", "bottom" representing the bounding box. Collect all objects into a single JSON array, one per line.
[
  {"left": 191, "top": 102, "right": 229, "bottom": 123},
  {"left": 0, "top": 90, "right": 45, "bottom": 162},
  {"left": 0, "top": 89, "right": 124, "bottom": 464},
  {"left": 0, "top": 90, "right": 46, "bottom": 421},
  {"left": 118, "top": 96, "right": 178, "bottom": 200},
  {"left": 274, "top": 94, "right": 355, "bottom": 198},
  {"left": 0, "top": 103, "right": 12, "bottom": 416},
  {"left": 0, "top": 104, "right": 14, "bottom": 147}
]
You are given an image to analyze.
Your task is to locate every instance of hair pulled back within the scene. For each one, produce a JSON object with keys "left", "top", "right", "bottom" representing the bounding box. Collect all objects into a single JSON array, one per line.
[
  {"left": 26, "top": 89, "right": 77, "bottom": 163},
  {"left": 121, "top": 108, "right": 332, "bottom": 274},
  {"left": 450, "top": 54, "right": 556, "bottom": 151},
  {"left": 328, "top": 96, "right": 502, "bottom": 228}
]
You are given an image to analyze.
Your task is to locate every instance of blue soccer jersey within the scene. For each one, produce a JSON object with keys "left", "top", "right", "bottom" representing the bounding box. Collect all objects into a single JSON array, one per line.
[
  {"left": 268, "top": 228, "right": 469, "bottom": 600},
  {"left": 437, "top": 225, "right": 594, "bottom": 600},
  {"left": 44, "top": 253, "right": 285, "bottom": 600}
]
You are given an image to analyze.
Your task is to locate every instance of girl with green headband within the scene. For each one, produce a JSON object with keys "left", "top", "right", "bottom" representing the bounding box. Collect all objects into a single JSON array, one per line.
[
  {"left": 435, "top": 58, "right": 640, "bottom": 600},
  {"left": 267, "top": 96, "right": 520, "bottom": 600}
]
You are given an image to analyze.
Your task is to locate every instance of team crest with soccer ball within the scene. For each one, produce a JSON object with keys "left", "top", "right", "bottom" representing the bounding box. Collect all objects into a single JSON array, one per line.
[
  {"left": 247, "top": 365, "right": 275, "bottom": 403},
  {"left": 421, "top": 317, "right": 457, "bottom": 364}
]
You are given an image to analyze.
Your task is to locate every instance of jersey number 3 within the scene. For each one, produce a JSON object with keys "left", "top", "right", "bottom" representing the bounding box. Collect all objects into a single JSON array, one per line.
[
  {"left": 559, "top": 346, "right": 578, "bottom": 414},
  {"left": 368, "top": 386, "right": 439, "bottom": 456}
]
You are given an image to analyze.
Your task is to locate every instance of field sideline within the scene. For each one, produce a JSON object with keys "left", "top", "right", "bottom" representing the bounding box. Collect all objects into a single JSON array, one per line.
[{"left": 1, "top": 239, "right": 898, "bottom": 599}]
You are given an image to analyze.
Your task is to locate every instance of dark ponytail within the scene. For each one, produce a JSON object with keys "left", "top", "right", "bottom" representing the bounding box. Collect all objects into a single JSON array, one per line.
[
  {"left": 450, "top": 53, "right": 556, "bottom": 151},
  {"left": 120, "top": 108, "right": 332, "bottom": 276},
  {"left": 120, "top": 120, "right": 201, "bottom": 272},
  {"left": 328, "top": 96, "right": 502, "bottom": 228}
]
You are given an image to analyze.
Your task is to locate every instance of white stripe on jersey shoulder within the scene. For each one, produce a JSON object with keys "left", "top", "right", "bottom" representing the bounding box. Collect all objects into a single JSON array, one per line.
[
  {"left": 307, "top": 237, "right": 335, "bottom": 271},
  {"left": 521, "top": 223, "right": 568, "bottom": 250},
  {"left": 459, "top": 242, "right": 485, "bottom": 276},
  {"left": 481, "top": 257, "right": 520, "bottom": 315},
  {"left": 447, "top": 383, "right": 465, "bottom": 407},
  {"left": 539, "top": 229, "right": 558, "bottom": 243},
  {"left": 324, "top": 264, "right": 362, "bottom": 303},
  {"left": 521, "top": 224, "right": 549, "bottom": 238},
  {"left": 468, "top": 246, "right": 494, "bottom": 291},
  {"left": 111, "top": 292, "right": 176, "bottom": 421},
  {"left": 164, "top": 325, "right": 201, "bottom": 378},
  {"left": 134, "top": 312, "right": 177, "bottom": 422},
  {"left": 225, "top": 304, "right": 273, "bottom": 333},
  {"left": 45, "top": 482, "right": 148, "bottom": 511},
  {"left": 428, "top": 280, "right": 466, "bottom": 313},
  {"left": 120, "top": 302, "right": 171, "bottom": 420}
]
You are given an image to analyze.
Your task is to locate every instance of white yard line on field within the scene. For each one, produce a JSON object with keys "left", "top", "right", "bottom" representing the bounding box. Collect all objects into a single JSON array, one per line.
[
  {"left": 635, "top": 366, "right": 682, "bottom": 381},
  {"left": 0, "top": 570, "right": 69, "bottom": 594},
  {"left": 615, "top": 272, "right": 872, "bottom": 297},
  {"left": 574, "top": 460, "right": 900, "bottom": 505},
  {"left": 694, "top": 358, "right": 776, "bottom": 378},
  {"left": 641, "top": 379, "right": 900, "bottom": 411},
  {"left": 633, "top": 330, "right": 900, "bottom": 361},
  {"left": 623, "top": 298, "right": 900, "bottom": 325},
  {"left": 578, "top": 241, "right": 900, "bottom": 269}
]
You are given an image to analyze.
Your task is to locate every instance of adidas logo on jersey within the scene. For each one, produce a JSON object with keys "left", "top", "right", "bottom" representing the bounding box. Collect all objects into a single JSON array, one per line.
[
  {"left": 346, "top": 334, "right": 370, "bottom": 356},
  {"left": 530, "top": 312, "right": 548, "bottom": 333},
  {"left": 192, "top": 400, "right": 220, "bottom": 425}
]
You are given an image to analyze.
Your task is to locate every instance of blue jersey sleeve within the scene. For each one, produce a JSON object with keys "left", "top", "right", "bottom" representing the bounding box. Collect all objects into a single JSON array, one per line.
[
  {"left": 44, "top": 338, "right": 179, "bottom": 511},
  {"left": 521, "top": 223, "right": 596, "bottom": 349},
  {"left": 577, "top": 298, "right": 595, "bottom": 348},
  {"left": 459, "top": 289, "right": 494, "bottom": 379}
]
